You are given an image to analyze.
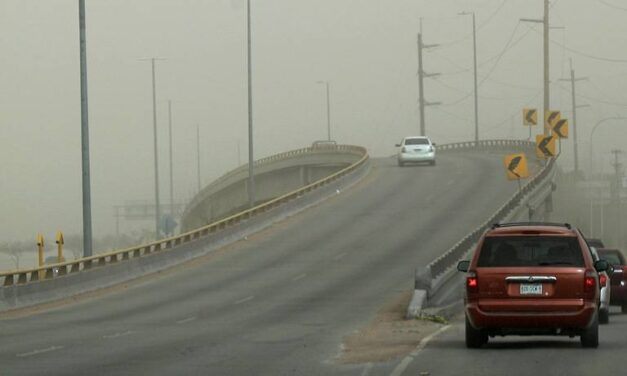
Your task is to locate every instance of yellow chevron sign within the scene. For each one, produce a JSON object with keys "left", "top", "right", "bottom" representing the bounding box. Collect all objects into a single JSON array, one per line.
[
  {"left": 504, "top": 153, "right": 529, "bottom": 180},
  {"left": 523, "top": 109, "right": 538, "bottom": 126},
  {"left": 553, "top": 119, "right": 569, "bottom": 138},
  {"left": 536, "top": 134, "right": 556, "bottom": 158},
  {"left": 544, "top": 110, "right": 561, "bottom": 131}
]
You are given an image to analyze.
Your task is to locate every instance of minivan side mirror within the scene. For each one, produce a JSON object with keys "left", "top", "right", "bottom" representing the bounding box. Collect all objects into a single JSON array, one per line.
[
  {"left": 395, "top": 143, "right": 401, "bottom": 147},
  {"left": 457, "top": 260, "right": 470, "bottom": 272},
  {"left": 432, "top": 142, "right": 437, "bottom": 146},
  {"left": 594, "top": 259, "right": 609, "bottom": 273}
]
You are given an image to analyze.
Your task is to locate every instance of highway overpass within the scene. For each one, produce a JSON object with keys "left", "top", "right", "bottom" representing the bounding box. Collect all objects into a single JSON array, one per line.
[{"left": 1, "top": 141, "right": 589, "bottom": 376}]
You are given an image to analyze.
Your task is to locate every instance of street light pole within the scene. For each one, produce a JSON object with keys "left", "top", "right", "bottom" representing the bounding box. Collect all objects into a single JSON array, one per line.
[
  {"left": 316, "top": 81, "right": 331, "bottom": 141},
  {"left": 460, "top": 11, "right": 479, "bottom": 143},
  {"left": 196, "top": 124, "right": 201, "bottom": 193},
  {"left": 139, "top": 57, "right": 165, "bottom": 239},
  {"left": 79, "top": 0, "right": 93, "bottom": 257},
  {"left": 168, "top": 99, "right": 174, "bottom": 216},
  {"left": 246, "top": 0, "right": 255, "bottom": 208}
]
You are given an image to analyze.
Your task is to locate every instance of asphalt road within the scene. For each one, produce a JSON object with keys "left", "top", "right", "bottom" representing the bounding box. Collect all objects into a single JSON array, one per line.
[
  {"left": 0, "top": 151, "right": 520, "bottom": 375},
  {"left": 401, "top": 306, "right": 627, "bottom": 376}
]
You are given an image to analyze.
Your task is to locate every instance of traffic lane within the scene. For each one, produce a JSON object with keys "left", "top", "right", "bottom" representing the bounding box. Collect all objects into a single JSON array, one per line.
[
  {"left": 0, "top": 152, "right": 519, "bottom": 375},
  {"left": 403, "top": 307, "right": 627, "bottom": 376}
]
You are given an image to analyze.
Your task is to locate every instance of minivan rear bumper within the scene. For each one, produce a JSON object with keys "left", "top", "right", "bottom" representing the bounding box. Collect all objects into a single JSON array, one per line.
[{"left": 466, "top": 300, "right": 597, "bottom": 331}]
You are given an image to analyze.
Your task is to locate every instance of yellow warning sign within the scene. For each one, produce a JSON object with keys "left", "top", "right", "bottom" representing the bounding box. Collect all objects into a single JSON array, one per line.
[
  {"left": 536, "top": 134, "right": 556, "bottom": 158},
  {"left": 553, "top": 119, "right": 568, "bottom": 139},
  {"left": 504, "top": 153, "right": 530, "bottom": 180},
  {"left": 523, "top": 109, "right": 538, "bottom": 126},
  {"left": 544, "top": 110, "right": 561, "bottom": 131}
]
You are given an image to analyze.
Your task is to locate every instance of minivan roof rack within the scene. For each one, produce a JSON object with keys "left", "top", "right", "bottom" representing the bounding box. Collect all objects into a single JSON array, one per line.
[{"left": 491, "top": 222, "right": 572, "bottom": 230}]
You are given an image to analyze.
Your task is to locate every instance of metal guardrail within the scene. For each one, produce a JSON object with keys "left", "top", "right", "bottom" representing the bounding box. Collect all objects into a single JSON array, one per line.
[
  {"left": 183, "top": 144, "right": 362, "bottom": 219},
  {"left": 2, "top": 139, "right": 545, "bottom": 289},
  {"left": 1, "top": 144, "right": 368, "bottom": 287},
  {"left": 428, "top": 140, "right": 554, "bottom": 278}
]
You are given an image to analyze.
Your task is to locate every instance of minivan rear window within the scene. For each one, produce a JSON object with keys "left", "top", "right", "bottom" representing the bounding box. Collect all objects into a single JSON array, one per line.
[{"left": 477, "top": 236, "right": 584, "bottom": 267}]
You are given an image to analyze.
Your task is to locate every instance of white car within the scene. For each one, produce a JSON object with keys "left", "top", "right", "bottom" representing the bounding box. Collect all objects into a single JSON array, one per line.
[
  {"left": 590, "top": 247, "right": 612, "bottom": 324},
  {"left": 396, "top": 136, "right": 436, "bottom": 166}
]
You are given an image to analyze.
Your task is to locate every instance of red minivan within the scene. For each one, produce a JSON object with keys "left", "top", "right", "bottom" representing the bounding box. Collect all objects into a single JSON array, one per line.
[{"left": 457, "top": 223, "right": 610, "bottom": 348}]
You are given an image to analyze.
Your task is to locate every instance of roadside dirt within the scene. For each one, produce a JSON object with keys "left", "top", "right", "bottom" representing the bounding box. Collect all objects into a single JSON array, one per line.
[{"left": 337, "top": 290, "right": 446, "bottom": 364}]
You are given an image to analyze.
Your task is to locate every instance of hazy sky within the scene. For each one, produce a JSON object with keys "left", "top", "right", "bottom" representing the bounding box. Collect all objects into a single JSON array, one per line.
[{"left": 2, "top": 0, "right": 627, "bottom": 243}]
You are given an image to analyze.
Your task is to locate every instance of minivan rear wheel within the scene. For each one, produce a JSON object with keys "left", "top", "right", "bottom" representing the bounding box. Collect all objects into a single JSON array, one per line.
[
  {"left": 622, "top": 304, "right": 627, "bottom": 314},
  {"left": 465, "top": 316, "right": 488, "bottom": 348},
  {"left": 580, "top": 313, "right": 599, "bottom": 348}
]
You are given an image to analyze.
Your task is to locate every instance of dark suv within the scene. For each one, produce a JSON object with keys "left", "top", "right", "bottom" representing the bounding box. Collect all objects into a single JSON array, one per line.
[
  {"left": 597, "top": 248, "right": 627, "bottom": 313},
  {"left": 457, "top": 223, "right": 609, "bottom": 348}
]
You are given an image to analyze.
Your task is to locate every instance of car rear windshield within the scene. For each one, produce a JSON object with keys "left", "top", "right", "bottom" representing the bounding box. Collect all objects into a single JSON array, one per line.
[
  {"left": 598, "top": 251, "right": 624, "bottom": 266},
  {"left": 405, "top": 138, "right": 429, "bottom": 145},
  {"left": 477, "top": 236, "right": 585, "bottom": 267}
]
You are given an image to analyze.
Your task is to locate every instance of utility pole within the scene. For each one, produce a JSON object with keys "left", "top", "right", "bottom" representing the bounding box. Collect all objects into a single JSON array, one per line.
[
  {"left": 79, "top": 0, "right": 93, "bottom": 257},
  {"left": 417, "top": 33, "right": 440, "bottom": 136},
  {"left": 460, "top": 11, "right": 479, "bottom": 143},
  {"left": 168, "top": 100, "right": 174, "bottom": 216},
  {"left": 521, "top": 0, "right": 550, "bottom": 136},
  {"left": 611, "top": 149, "right": 623, "bottom": 247},
  {"left": 558, "top": 60, "right": 588, "bottom": 177}
]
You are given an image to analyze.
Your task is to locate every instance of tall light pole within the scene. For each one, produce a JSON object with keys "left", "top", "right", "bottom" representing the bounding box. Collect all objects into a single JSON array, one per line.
[
  {"left": 316, "top": 80, "right": 331, "bottom": 141},
  {"left": 79, "top": 0, "right": 93, "bottom": 257},
  {"left": 588, "top": 117, "right": 627, "bottom": 235},
  {"left": 246, "top": 0, "right": 255, "bottom": 208},
  {"left": 196, "top": 124, "right": 201, "bottom": 192},
  {"left": 139, "top": 57, "right": 166, "bottom": 239},
  {"left": 168, "top": 99, "right": 174, "bottom": 216},
  {"left": 460, "top": 11, "right": 479, "bottom": 143},
  {"left": 521, "top": 0, "right": 550, "bottom": 136}
]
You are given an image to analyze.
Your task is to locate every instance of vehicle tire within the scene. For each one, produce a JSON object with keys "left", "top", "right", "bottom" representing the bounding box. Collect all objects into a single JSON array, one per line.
[
  {"left": 599, "top": 308, "right": 609, "bottom": 324},
  {"left": 430, "top": 160, "right": 436, "bottom": 166},
  {"left": 465, "top": 316, "right": 488, "bottom": 348},
  {"left": 622, "top": 304, "right": 627, "bottom": 314},
  {"left": 580, "top": 313, "right": 599, "bottom": 348},
  {"left": 397, "top": 160, "right": 404, "bottom": 167}
]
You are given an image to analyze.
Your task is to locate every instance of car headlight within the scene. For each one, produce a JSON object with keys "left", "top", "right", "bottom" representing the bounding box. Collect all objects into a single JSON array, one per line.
[
  {"left": 428, "top": 146, "right": 434, "bottom": 152},
  {"left": 401, "top": 147, "right": 407, "bottom": 153}
]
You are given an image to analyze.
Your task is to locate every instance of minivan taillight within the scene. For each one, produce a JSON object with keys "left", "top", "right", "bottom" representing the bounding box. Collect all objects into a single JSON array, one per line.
[
  {"left": 467, "top": 272, "right": 478, "bottom": 293},
  {"left": 599, "top": 274, "right": 607, "bottom": 287},
  {"left": 584, "top": 270, "right": 596, "bottom": 293}
]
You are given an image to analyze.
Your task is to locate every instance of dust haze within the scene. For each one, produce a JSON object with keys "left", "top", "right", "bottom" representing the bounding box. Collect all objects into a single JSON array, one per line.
[{"left": 1, "top": 0, "right": 626, "bottom": 250}]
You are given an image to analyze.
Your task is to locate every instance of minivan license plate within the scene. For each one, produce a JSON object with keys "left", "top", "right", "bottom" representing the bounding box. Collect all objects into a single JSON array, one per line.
[{"left": 520, "top": 284, "right": 542, "bottom": 295}]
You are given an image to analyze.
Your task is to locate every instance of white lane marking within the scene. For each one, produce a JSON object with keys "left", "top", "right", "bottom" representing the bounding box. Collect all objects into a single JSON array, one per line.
[
  {"left": 389, "top": 324, "right": 451, "bottom": 376},
  {"left": 103, "top": 330, "right": 135, "bottom": 339},
  {"left": 334, "top": 252, "right": 347, "bottom": 261},
  {"left": 16, "top": 345, "right": 64, "bottom": 358},
  {"left": 292, "top": 273, "right": 307, "bottom": 282},
  {"left": 361, "top": 362, "right": 374, "bottom": 376},
  {"left": 234, "top": 296, "right": 254, "bottom": 305},
  {"left": 176, "top": 316, "right": 197, "bottom": 325}
]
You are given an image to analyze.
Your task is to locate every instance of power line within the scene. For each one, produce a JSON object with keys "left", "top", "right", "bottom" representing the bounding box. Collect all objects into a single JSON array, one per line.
[
  {"left": 598, "top": 0, "right": 627, "bottom": 11},
  {"left": 526, "top": 26, "right": 627, "bottom": 63}
]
